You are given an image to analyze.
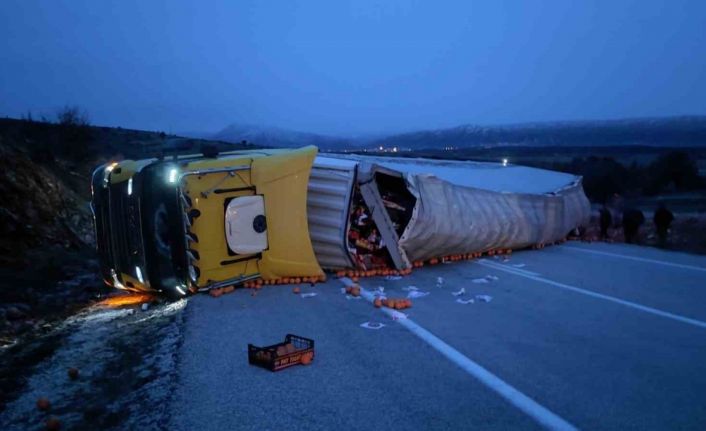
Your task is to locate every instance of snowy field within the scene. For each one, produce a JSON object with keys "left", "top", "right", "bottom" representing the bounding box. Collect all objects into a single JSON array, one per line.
[{"left": 2, "top": 242, "right": 706, "bottom": 430}]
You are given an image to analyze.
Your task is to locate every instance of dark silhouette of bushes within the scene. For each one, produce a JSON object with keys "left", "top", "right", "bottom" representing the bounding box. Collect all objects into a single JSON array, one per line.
[
  {"left": 55, "top": 105, "right": 92, "bottom": 160},
  {"left": 553, "top": 150, "right": 704, "bottom": 202},
  {"left": 643, "top": 151, "right": 702, "bottom": 194},
  {"left": 19, "top": 106, "right": 93, "bottom": 161}
]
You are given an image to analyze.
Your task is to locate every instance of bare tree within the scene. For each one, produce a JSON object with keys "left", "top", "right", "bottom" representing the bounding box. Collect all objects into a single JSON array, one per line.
[
  {"left": 56, "top": 105, "right": 90, "bottom": 127},
  {"left": 55, "top": 105, "right": 92, "bottom": 160}
]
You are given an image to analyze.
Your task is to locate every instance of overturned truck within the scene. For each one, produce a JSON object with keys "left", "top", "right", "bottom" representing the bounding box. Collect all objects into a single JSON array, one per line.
[
  {"left": 307, "top": 155, "right": 590, "bottom": 271},
  {"left": 91, "top": 146, "right": 590, "bottom": 296}
]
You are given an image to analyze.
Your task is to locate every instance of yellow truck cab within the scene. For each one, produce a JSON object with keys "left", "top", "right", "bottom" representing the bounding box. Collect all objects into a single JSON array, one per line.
[{"left": 91, "top": 146, "right": 323, "bottom": 297}]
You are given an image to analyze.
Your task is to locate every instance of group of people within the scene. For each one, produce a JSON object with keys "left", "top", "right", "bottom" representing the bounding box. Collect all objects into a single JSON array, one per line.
[{"left": 599, "top": 203, "right": 674, "bottom": 247}]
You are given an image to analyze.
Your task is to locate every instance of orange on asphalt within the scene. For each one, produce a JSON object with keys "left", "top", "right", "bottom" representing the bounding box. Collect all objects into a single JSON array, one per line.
[
  {"left": 67, "top": 367, "right": 79, "bottom": 380},
  {"left": 45, "top": 417, "right": 61, "bottom": 431},
  {"left": 36, "top": 397, "right": 51, "bottom": 411},
  {"left": 300, "top": 352, "right": 313, "bottom": 365}
]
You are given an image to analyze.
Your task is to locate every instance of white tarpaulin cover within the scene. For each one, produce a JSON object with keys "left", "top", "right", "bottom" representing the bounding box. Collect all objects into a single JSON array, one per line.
[{"left": 397, "top": 171, "right": 590, "bottom": 263}]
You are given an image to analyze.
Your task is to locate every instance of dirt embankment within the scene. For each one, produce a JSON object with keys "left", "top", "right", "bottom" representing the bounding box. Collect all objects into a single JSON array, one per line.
[
  {"left": 0, "top": 137, "right": 107, "bottom": 344},
  {"left": 0, "top": 141, "right": 94, "bottom": 263}
]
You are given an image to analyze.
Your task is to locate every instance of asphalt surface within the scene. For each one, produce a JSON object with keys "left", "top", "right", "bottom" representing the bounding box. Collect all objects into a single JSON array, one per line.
[{"left": 170, "top": 242, "right": 706, "bottom": 430}]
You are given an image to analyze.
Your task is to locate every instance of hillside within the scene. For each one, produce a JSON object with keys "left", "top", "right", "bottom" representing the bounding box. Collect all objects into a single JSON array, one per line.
[
  {"left": 208, "top": 123, "right": 355, "bottom": 150},
  {"left": 370, "top": 116, "right": 706, "bottom": 150},
  {"left": 190, "top": 116, "right": 706, "bottom": 151},
  {"left": 0, "top": 117, "right": 258, "bottom": 264}
]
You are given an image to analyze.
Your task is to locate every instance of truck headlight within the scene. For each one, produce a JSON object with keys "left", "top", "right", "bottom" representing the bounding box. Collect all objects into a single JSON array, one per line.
[{"left": 135, "top": 266, "right": 144, "bottom": 284}]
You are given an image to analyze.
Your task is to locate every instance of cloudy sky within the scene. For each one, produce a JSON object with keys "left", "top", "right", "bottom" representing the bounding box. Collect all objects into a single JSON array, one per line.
[{"left": 1, "top": 0, "right": 705, "bottom": 135}]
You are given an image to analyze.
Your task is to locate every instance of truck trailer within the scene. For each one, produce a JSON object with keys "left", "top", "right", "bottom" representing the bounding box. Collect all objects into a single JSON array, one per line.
[{"left": 91, "top": 146, "right": 590, "bottom": 297}]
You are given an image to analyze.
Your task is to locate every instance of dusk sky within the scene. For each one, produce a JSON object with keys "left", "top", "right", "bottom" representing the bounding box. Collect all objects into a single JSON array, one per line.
[{"left": 2, "top": 0, "right": 705, "bottom": 136}]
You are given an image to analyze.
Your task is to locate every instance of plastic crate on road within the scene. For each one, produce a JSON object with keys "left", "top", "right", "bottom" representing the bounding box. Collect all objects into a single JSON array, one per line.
[{"left": 248, "top": 334, "right": 315, "bottom": 371}]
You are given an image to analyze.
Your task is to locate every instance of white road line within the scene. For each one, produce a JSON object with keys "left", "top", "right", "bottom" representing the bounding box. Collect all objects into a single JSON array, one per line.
[
  {"left": 340, "top": 277, "right": 578, "bottom": 431},
  {"left": 479, "top": 259, "right": 541, "bottom": 277},
  {"left": 561, "top": 245, "right": 706, "bottom": 273},
  {"left": 476, "top": 261, "right": 706, "bottom": 330}
]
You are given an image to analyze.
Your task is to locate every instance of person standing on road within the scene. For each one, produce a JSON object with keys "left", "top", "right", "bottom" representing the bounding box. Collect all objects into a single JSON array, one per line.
[
  {"left": 622, "top": 208, "right": 645, "bottom": 244},
  {"left": 653, "top": 203, "right": 674, "bottom": 248},
  {"left": 599, "top": 205, "right": 612, "bottom": 240}
]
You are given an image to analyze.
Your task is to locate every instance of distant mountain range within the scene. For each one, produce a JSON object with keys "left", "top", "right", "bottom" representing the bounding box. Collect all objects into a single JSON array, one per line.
[
  {"left": 185, "top": 116, "right": 706, "bottom": 150},
  {"left": 204, "top": 124, "right": 355, "bottom": 150}
]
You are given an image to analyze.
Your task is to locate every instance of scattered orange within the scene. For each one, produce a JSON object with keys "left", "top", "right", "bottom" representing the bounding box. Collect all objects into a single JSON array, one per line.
[
  {"left": 293, "top": 287, "right": 301, "bottom": 294},
  {"left": 373, "top": 298, "right": 382, "bottom": 308},
  {"left": 350, "top": 287, "right": 360, "bottom": 297},
  {"left": 36, "top": 397, "right": 50, "bottom": 411},
  {"left": 45, "top": 417, "right": 61, "bottom": 431},
  {"left": 67, "top": 367, "right": 79, "bottom": 380},
  {"left": 300, "top": 352, "right": 313, "bottom": 365}
]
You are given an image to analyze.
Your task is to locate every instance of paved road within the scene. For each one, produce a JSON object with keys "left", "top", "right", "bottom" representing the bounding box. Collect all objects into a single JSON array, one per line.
[{"left": 170, "top": 242, "right": 706, "bottom": 430}]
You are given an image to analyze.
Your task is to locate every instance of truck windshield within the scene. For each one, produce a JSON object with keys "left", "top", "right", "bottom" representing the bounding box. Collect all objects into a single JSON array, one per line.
[{"left": 140, "top": 163, "right": 188, "bottom": 293}]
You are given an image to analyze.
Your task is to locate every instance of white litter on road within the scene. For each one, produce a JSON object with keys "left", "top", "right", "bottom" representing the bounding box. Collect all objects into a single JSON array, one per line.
[
  {"left": 456, "top": 298, "right": 475, "bottom": 305},
  {"left": 390, "top": 311, "right": 408, "bottom": 321},
  {"left": 512, "top": 263, "right": 526, "bottom": 268},
  {"left": 402, "top": 286, "right": 419, "bottom": 291},
  {"left": 486, "top": 275, "right": 499, "bottom": 281},
  {"left": 407, "top": 291, "right": 430, "bottom": 299},
  {"left": 360, "top": 321, "right": 385, "bottom": 330},
  {"left": 300, "top": 293, "right": 317, "bottom": 298},
  {"left": 475, "top": 295, "right": 493, "bottom": 303},
  {"left": 452, "top": 288, "right": 466, "bottom": 296},
  {"left": 385, "top": 275, "right": 403, "bottom": 281},
  {"left": 372, "top": 286, "right": 385, "bottom": 295},
  {"left": 345, "top": 295, "right": 363, "bottom": 300},
  {"left": 436, "top": 277, "right": 444, "bottom": 286},
  {"left": 471, "top": 278, "right": 490, "bottom": 284}
]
